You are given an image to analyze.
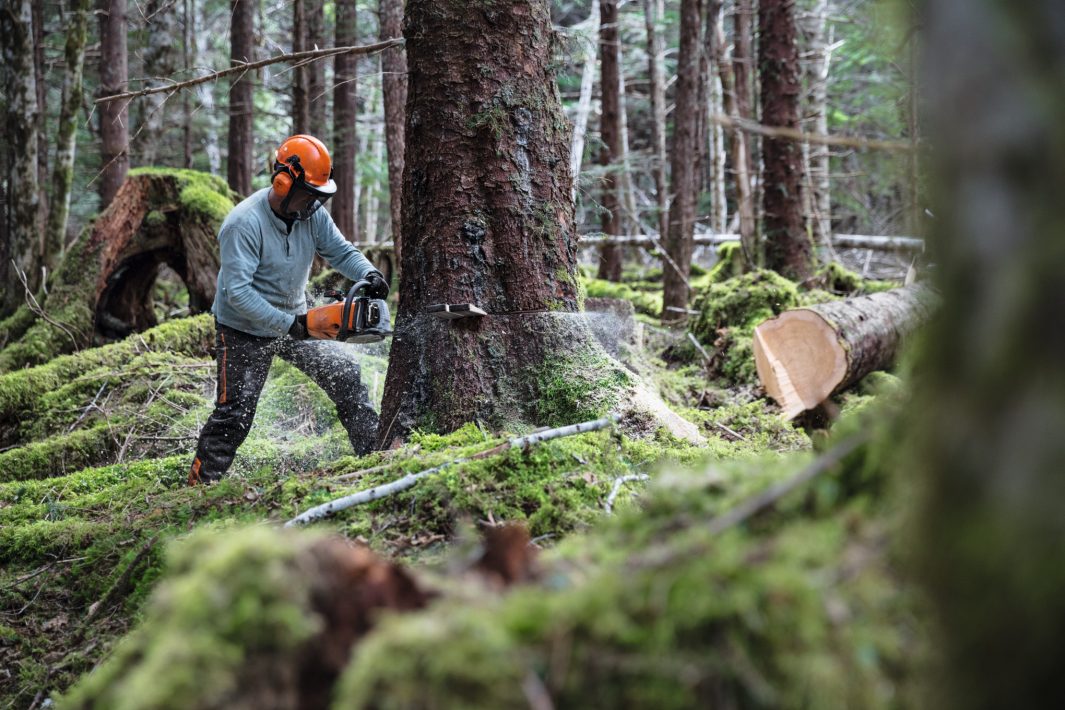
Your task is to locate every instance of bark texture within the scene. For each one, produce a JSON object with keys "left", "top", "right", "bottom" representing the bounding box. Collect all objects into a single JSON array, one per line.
[
  {"left": 596, "top": 0, "right": 623, "bottom": 281},
  {"left": 379, "top": 0, "right": 406, "bottom": 254},
  {"left": 753, "top": 284, "right": 937, "bottom": 418},
  {"left": 227, "top": 0, "right": 254, "bottom": 196},
  {"left": 379, "top": 0, "right": 618, "bottom": 441},
  {"left": 332, "top": 0, "right": 359, "bottom": 240},
  {"left": 0, "top": 0, "right": 41, "bottom": 315},
  {"left": 662, "top": 0, "right": 705, "bottom": 319},
  {"left": 292, "top": 0, "right": 310, "bottom": 134},
  {"left": 44, "top": 0, "right": 91, "bottom": 275},
  {"left": 98, "top": 0, "right": 130, "bottom": 207},
  {"left": 0, "top": 171, "right": 235, "bottom": 372},
  {"left": 758, "top": 0, "right": 810, "bottom": 280},
  {"left": 914, "top": 2, "right": 1065, "bottom": 707}
]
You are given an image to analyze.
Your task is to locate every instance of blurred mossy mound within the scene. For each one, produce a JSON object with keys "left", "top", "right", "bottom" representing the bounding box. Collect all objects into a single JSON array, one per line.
[{"left": 57, "top": 400, "right": 925, "bottom": 709}]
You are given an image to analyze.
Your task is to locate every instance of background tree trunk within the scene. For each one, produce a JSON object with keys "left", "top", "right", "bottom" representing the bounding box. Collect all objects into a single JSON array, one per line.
[
  {"left": 734, "top": 0, "right": 759, "bottom": 261},
  {"left": 306, "top": 0, "right": 326, "bottom": 118},
  {"left": 642, "top": 0, "right": 669, "bottom": 243},
  {"left": 292, "top": 0, "right": 310, "bottom": 134},
  {"left": 380, "top": 0, "right": 406, "bottom": 256},
  {"left": 915, "top": 2, "right": 1065, "bottom": 706},
  {"left": 189, "top": 0, "right": 221, "bottom": 174},
  {"left": 596, "top": 0, "right": 623, "bottom": 282},
  {"left": 662, "top": 0, "right": 704, "bottom": 320},
  {"left": 44, "top": 0, "right": 91, "bottom": 276},
  {"left": 98, "top": 0, "right": 130, "bottom": 207},
  {"left": 378, "top": 0, "right": 621, "bottom": 442},
  {"left": 226, "top": 0, "right": 254, "bottom": 197},
  {"left": 705, "top": 0, "right": 727, "bottom": 234},
  {"left": 138, "top": 0, "right": 180, "bottom": 166},
  {"left": 1, "top": 0, "right": 41, "bottom": 316},
  {"left": 568, "top": 0, "right": 598, "bottom": 203},
  {"left": 332, "top": 0, "right": 358, "bottom": 240},
  {"left": 758, "top": 0, "right": 811, "bottom": 281}
]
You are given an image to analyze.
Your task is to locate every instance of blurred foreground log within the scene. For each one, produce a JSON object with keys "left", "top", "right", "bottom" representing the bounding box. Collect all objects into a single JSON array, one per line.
[{"left": 754, "top": 284, "right": 938, "bottom": 418}]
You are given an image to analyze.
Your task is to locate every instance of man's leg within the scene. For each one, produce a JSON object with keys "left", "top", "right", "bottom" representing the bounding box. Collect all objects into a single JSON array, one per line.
[
  {"left": 277, "top": 338, "right": 380, "bottom": 455},
  {"left": 188, "top": 323, "right": 276, "bottom": 485}
]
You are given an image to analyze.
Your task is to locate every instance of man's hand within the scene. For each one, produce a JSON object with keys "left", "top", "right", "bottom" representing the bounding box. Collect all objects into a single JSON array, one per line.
[
  {"left": 366, "top": 271, "right": 390, "bottom": 299},
  {"left": 288, "top": 313, "right": 311, "bottom": 340}
]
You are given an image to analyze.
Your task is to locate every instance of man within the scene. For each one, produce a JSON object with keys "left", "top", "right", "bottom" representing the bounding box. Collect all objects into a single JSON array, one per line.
[{"left": 188, "top": 134, "right": 388, "bottom": 486}]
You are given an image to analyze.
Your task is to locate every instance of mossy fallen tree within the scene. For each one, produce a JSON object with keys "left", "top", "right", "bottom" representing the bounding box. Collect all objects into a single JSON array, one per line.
[{"left": 0, "top": 168, "right": 235, "bottom": 373}]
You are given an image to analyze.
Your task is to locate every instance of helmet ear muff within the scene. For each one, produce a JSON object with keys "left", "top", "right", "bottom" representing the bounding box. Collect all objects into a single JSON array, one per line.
[{"left": 271, "top": 155, "right": 304, "bottom": 197}]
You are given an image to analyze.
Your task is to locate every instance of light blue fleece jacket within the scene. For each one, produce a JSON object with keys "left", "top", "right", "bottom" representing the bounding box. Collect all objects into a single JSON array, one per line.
[{"left": 211, "top": 187, "right": 377, "bottom": 337}]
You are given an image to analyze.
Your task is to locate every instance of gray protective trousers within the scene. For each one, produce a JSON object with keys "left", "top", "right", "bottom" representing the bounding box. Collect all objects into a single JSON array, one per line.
[{"left": 189, "top": 320, "right": 379, "bottom": 485}]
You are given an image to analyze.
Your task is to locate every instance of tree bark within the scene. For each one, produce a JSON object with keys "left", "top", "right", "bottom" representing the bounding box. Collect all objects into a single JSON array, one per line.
[
  {"left": 568, "top": 0, "right": 598, "bottom": 203},
  {"left": 44, "top": 0, "right": 91, "bottom": 276},
  {"left": 733, "top": 0, "right": 759, "bottom": 261},
  {"left": 662, "top": 0, "right": 705, "bottom": 320},
  {"left": 31, "top": 0, "right": 47, "bottom": 212},
  {"left": 305, "top": 0, "right": 325, "bottom": 117},
  {"left": 758, "top": 0, "right": 811, "bottom": 281},
  {"left": 380, "top": 0, "right": 406, "bottom": 256},
  {"left": 0, "top": 0, "right": 41, "bottom": 316},
  {"left": 98, "top": 0, "right": 130, "bottom": 208},
  {"left": 378, "top": 0, "right": 622, "bottom": 442},
  {"left": 138, "top": 0, "right": 180, "bottom": 165},
  {"left": 292, "top": 0, "right": 310, "bottom": 134},
  {"left": 705, "top": 0, "right": 727, "bottom": 234},
  {"left": 753, "top": 283, "right": 937, "bottom": 419},
  {"left": 801, "top": 0, "right": 833, "bottom": 249},
  {"left": 332, "top": 0, "right": 358, "bottom": 240},
  {"left": 642, "top": 0, "right": 669, "bottom": 243},
  {"left": 227, "top": 0, "right": 255, "bottom": 197},
  {"left": 914, "top": 2, "right": 1065, "bottom": 706},
  {"left": 189, "top": 0, "right": 221, "bottom": 175},
  {"left": 0, "top": 171, "right": 234, "bottom": 372},
  {"left": 596, "top": 0, "right": 623, "bottom": 281}
]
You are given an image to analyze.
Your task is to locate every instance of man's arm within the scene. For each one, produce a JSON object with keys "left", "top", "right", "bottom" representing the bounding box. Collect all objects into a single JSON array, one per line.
[
  {"left": 218, "top": 225, "right": 296, "bottom": 335},
  {"left": 313, "top": 209, "right": 378, "bottom": 282}
]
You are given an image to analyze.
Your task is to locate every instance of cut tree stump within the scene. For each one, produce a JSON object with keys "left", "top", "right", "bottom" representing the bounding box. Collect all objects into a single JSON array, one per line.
[{"left": 754, "top": 283, "right": 938, "bottom": 419}]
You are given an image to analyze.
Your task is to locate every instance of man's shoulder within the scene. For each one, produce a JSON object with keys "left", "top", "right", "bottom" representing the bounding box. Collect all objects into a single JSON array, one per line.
[{"left": 220, "top": 188, "right": 270, "bottom": 234}]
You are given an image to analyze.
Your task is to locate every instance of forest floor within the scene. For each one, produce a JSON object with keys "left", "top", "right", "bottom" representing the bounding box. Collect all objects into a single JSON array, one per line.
[{"left": 0, "top": 253, "right": 928, "bottom": 708}]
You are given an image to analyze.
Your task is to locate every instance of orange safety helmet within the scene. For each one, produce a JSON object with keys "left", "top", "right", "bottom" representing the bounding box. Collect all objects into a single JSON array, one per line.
[{"left": 271, "top": 134, "right": 337, "bottom": 219}]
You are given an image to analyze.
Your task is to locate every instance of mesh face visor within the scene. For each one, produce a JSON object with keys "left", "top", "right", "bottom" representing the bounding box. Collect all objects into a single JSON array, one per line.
[{"left": 276, "top": 158, "right": 337, "bottom": 221}]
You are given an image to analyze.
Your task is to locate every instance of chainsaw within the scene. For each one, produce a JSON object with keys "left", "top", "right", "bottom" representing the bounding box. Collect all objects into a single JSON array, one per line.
[{"left": 305, "top": 279, "right": 393, "bottom": 343}]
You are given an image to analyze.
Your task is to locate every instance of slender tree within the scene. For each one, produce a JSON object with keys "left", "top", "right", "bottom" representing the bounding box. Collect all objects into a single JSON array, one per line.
[
  {"left": 332, "top": 0, "right": 358, "bottom": 239},
  {"left": 227, "top": 0, "right": 255, "bottom": 196},
  {"left": 642, "top": 0, "right": 669, "bottom": 242},
  {"left": 662, "top": 0, "right": 705, "bottom": 320},
  {"left": 379, "top": 0, "right": 406, "bottom": 253},
  {"left": 44, "top": 0, "right": 91, "bottom": 273},
  {"left": 596, "top": 0, "right": 623, "bottom": 281},
  {"left": 306, "top": 0, "right": 326, "bottom": 117},
  {"left": 98, "top": 0, "right": 130, "bottom": 207},
  {"left": 914, "top": 2, "right": 1065, "bottom": 706},
  {"left": 139, "top": 0, "right": 180, "bottom": 165},
  {"left": 378, "top": 0, "right": 621, "bottom": 441},
  {"left": 292, "top": 0, "right": 310, "bottom": 134},
  {"left": 1, "top": 0, "right": 41, "bottom": 316},
  {"left": 758, "top": 0, "right": 811, "bottom": 280},
  {"left": 734, "top": 0, "right": 759, "bottom": 258}
]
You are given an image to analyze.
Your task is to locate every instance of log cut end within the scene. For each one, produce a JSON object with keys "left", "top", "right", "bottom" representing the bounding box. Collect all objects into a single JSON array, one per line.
[{"left": 754, "top": 309, "right": 848, "bottom": 419}]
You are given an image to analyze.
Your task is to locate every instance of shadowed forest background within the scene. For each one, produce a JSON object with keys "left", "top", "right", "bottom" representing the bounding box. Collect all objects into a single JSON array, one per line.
[{"left": 1, "top": 0, "right": 1063, "bottom": 708}]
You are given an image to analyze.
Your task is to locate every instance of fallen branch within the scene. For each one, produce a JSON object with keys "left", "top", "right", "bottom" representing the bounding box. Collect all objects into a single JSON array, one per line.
[
  {"left": 286, "top": 414, "right": 621, "bottom": 527},
  {"left": 604, "top": 474, "right": 651, "bottom": 514},
  {"left": 95, "top": 38, "right": 404, "bottom": 104}
]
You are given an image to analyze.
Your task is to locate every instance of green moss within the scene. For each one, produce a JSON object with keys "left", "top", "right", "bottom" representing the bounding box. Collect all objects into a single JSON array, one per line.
[
  {"left": 707, "top": 240, "right": 748, "bottom": 283},
  {"left": 533, "top": 349, "right": 632, "bottom": 427},
  {"left": 179, "top": 183, "right": 234, "bottom": 223},
  {"left": 0, "top": 423, "right": 119, "bottom": 483},
  {"left": 59, "top": 526, "right": 322, "bottom": 710},
  {"left": 581, "top": 277, "right": 662, "bottom": 317}
]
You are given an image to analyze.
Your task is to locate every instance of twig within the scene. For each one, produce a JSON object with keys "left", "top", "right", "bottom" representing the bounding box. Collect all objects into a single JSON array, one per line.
[
  {"left": 67, "top": 383, "right": 107, "bottom": 433},
  {"left": 709, "top": 113, "right": 915, "bottom": 153},
  {"left": 714, "top": 422, "right": 747, "bottom": 442},
  {"left": 286, "top": 415, "right": 621, "bottom": 527},
  {"left": 604, "top": 474, "right": 650, "bottom": 514},
  {"left": 83, "top": 535, "right": 159, "bottom": 623},
  {"left": 12, "top": 260, "right": 81, "bottom": 351},
  {"left": 686, "top": 332, "right": 713, "bottom": 366},
  {"left": 95, "top": 38, "right": 404, "bottom": 104}
]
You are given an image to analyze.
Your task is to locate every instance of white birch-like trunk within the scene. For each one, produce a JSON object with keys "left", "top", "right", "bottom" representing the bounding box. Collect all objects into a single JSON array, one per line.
[{"left": 569, "top": 0, "right": 600, "bottom": 202}]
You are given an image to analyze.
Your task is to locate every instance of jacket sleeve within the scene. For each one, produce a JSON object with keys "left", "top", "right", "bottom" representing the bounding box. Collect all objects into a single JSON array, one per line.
[
  {"left": 313, "top": 209, "right": 378, "bottom": 282},
  {"left": 217, "top": 224, "right": 294, "bottom": 335}
]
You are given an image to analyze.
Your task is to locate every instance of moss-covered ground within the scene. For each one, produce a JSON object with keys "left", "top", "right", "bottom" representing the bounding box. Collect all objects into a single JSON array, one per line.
[{"left": 1, "top": 250, "right": 919, "bottom": 708}]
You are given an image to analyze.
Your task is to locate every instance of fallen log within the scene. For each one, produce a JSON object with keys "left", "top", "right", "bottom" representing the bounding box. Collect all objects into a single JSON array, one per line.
[{"left": 753, "top": 284, "right": 938, "bottom": 419}]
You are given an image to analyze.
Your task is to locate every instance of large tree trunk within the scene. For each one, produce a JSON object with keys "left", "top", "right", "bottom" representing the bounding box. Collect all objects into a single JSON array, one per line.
[
  {"left": 758, "top": 0, "right": 811, "bottom": 281},
  {"left": 332, "top": 0, "right": 358, "bottom": 240},
  {"left": 662, "top": 0, "right": 705, "bottom": 320},
  {"left": 596, "top": 0, "right": 623, "bottom": 282},
  {"left": 754, "top": 284, "right": 937, "bottom": 419},
  {"left": 1, "top": 0, "right": 41, "bottom": 316},
  {"left": 642, "top": 0, "right": 669, "bottom": 243},
  {"left": 0, "top": 171, "right": 235, "bottom": 372},
  {"left": 378, "top": 0, "right": 626, "bottom": 442},
  {"left": 44, "top": 0, "right": 91, "bottom": 275},
  {"left": 98, "top": 0, "right": 130, "bottom": 208},
  {"left": 379, "top": 0, "right": 406, "bottom": 257},
  {"left": 914, "top": 2, "right": 1065, "bottom": 706},
  {"left": 227, "top": 0, "right": 254, "bottom": 197}
]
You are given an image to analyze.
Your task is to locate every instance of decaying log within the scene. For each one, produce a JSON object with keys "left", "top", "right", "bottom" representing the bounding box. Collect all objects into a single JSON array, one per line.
[
  {"left": 754, "top": 283, "right": 938, "bottom": 418},
  {"left": 0, "top": 170, "right": 233, "bottom": 371}
]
